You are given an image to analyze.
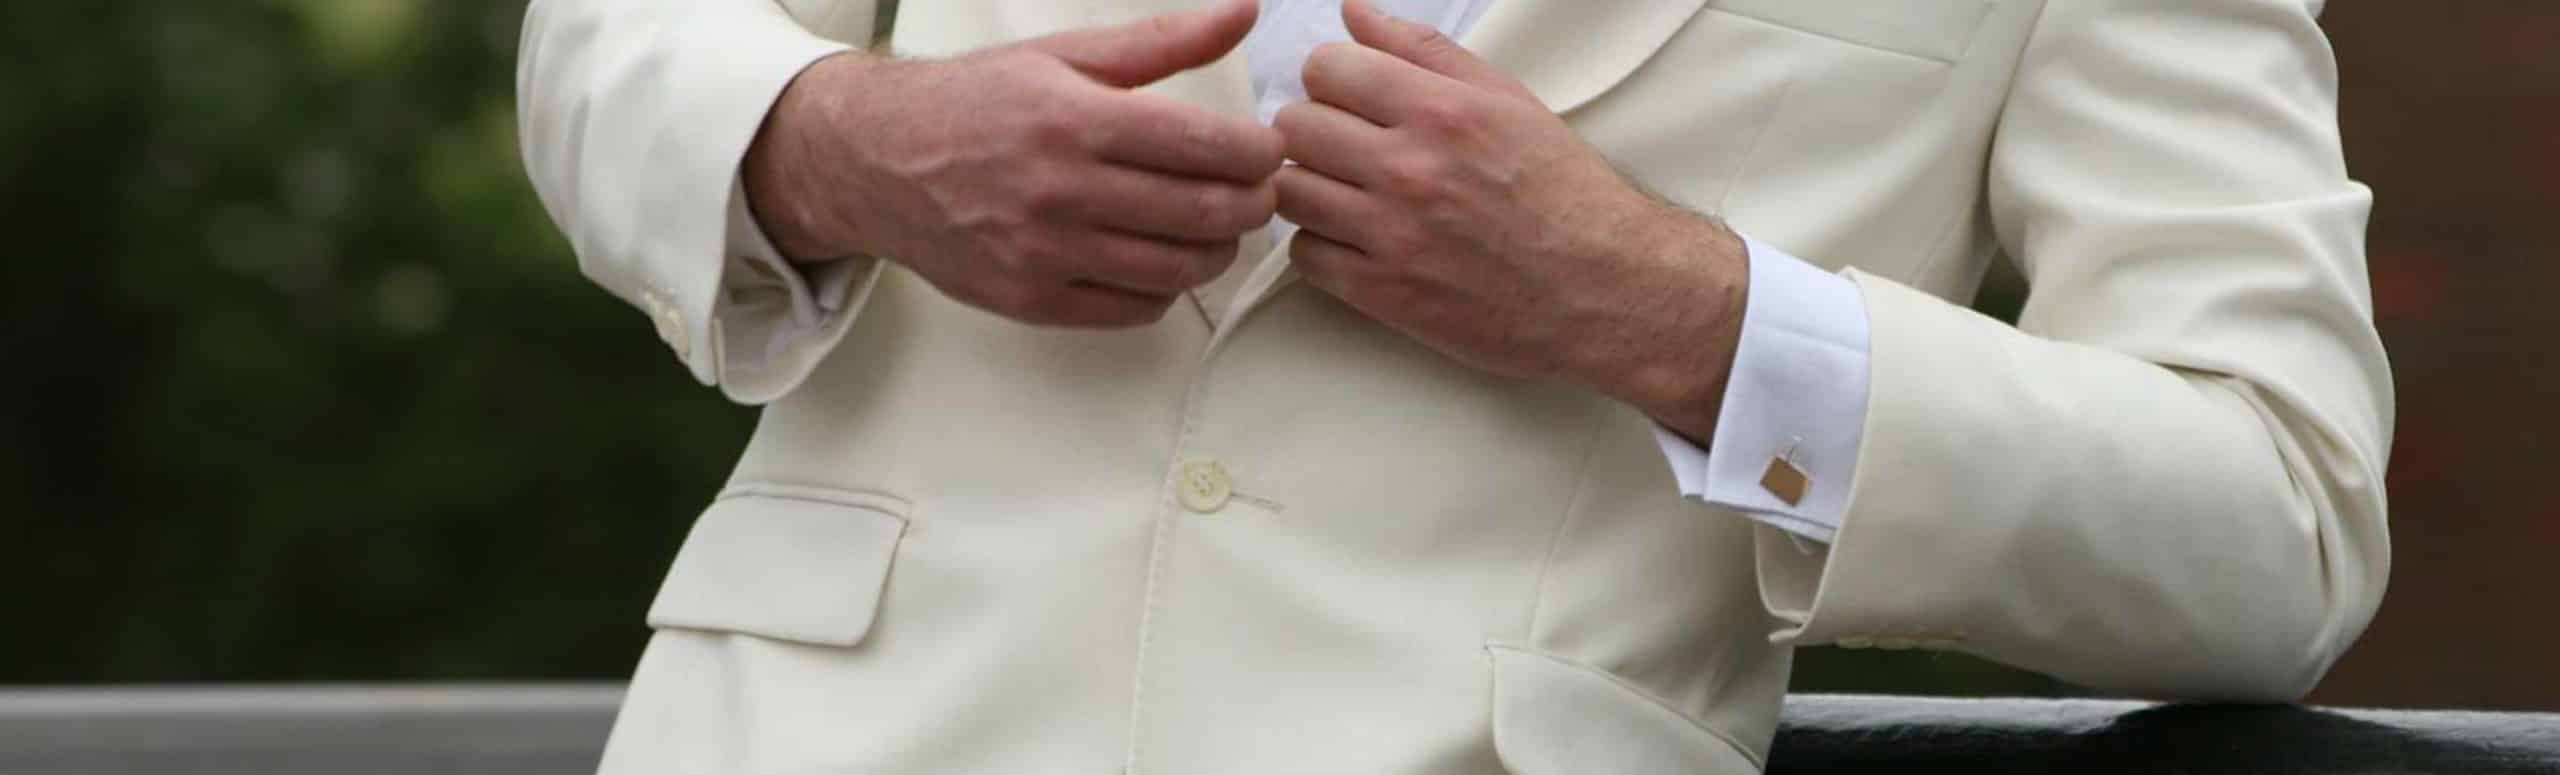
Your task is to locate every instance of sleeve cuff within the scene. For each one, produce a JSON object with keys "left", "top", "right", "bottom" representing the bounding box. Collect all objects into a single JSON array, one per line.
[
  {"left": 1651, "top": 234, "right": 1872, "bottom": 544},
  {"left": 720, "top": 175, "right": 866, "bottom": 373}
]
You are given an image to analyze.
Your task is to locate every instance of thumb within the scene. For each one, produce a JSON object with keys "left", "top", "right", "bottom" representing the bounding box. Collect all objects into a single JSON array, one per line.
[
  {"left": 1026, "top": 0, "right": 1261, "bottom": 88},
  {"left": 1340, "top": 0, "right": 1531, "bottom": 99}
]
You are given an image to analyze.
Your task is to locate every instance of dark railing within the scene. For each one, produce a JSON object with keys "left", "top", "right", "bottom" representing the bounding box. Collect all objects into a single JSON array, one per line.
[{"left": 3, "top": 686, "right": 2554, "bottom": 774}]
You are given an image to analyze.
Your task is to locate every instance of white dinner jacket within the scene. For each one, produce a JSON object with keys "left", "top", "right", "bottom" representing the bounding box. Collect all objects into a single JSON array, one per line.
[{"left": 516, "top": 0, "right": 2393, "bottom": 772}]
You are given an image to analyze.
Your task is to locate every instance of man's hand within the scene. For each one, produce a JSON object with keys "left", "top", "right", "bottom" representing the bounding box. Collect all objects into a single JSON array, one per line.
[
  {"left": 1274, "top": 0, "right": 1748, "bottom": 440},
  {"left": 743, "top": 0, "right": 1284, "bottom": 328}
]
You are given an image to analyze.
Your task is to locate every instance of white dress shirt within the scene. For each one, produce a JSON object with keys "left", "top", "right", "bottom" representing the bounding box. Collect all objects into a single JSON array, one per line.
[{"left": 720, "top": 0, "right": 1874, "bottom": 543}]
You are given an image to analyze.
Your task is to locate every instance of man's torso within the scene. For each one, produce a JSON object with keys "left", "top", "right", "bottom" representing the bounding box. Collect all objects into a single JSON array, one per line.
[{"left": 607, "top": 1, "right": 2032, "bottom": 772}]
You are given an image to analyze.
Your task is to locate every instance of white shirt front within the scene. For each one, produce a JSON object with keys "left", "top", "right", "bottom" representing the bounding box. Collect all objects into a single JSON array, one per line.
[{"left": 725, "top": 0, "right": 1876, "bottom": 543}]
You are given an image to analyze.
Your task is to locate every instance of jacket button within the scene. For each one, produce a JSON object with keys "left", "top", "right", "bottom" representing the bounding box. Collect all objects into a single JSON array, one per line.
[
  {"left": 1177, "top": 459, "right": 1233, "bottom": 513},
  {"left": 1836, "top": 636, "right": 1874, "bottom": 650},
  {"left": 1875, "top": 636, "right": 1914, "bottom": 651}
]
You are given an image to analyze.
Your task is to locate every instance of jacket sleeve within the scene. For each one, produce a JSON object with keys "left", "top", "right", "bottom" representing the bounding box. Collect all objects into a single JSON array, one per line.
[
  {"left": 1753, "top": 0, "right": 2391, "bottom": 702},
  {"left": 518, "top": 0, "right": 888, "bottom": 403}
]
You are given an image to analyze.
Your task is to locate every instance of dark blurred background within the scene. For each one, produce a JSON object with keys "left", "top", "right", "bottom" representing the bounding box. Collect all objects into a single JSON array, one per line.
[{"left": 1, "top": 2, "right": 2551, "bottom": 709}]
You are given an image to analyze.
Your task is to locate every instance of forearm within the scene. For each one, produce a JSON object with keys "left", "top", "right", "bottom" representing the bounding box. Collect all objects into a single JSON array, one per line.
[
  {"left": 742, "top": 50, "right": 891, "bottom": 263},
  {"left": 1576, "top": 207, "right": 1749, "bottom": 447}
]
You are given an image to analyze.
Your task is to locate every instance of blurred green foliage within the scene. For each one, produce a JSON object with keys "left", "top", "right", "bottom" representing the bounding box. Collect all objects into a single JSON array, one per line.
[
  {"left": 0, "top": 0, "right": 2049, "bottom": 695},
  {"left": 1, "top": 0, "right": 750, "bottom": 680}
]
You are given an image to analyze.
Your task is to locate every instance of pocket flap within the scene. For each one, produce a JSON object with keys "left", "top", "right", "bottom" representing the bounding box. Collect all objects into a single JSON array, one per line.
[
  {"left": 645, "top": 485, "right": 910, "bottom": 647},
  {"left": 1486, "top": 644, "right": 1763, "bottom": 774},
  {"left": 1714, "top": 0, "right": 1994, "bottom": 63}
]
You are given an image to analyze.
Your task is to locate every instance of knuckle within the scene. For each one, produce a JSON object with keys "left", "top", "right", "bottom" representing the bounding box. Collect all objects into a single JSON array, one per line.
[
  {"left": 1018, "top": 97, "right": 1090, "bottom": 148},
  {"left": 1188, "top": 185, "right": 1234, "bottom": 229},
  {"left": 1243, "top": 127, "right": 1287, "bottom": 175},
  {"left": 1409, "top": 27, "right": 1460, "bottom": 58},
  {"left": 1378, "top": 153, "right": 1449, "bottom": 199},
  {"left": 1004, "top": 238, "right": 1065, "bottom": 274},
  {"left": 1240, "top": 182, "right": 1280, "bottom": 226},
  {"left": 1303, "top": 43, "right": 1355, "bottom": 89},
  {"left": 1271, "top": 102, "right": 1310, "bottom": 134},
  {"left": 1169, "top": 115, "right": 1223, "bottom": 165},
  {"left": 1018, "top": 174, "right": 1079, "bottom": 216},
  {"left": 1411, "top": 96, "right": 1478, "bottom": 132},
  {"left": 1187, "top": 186, "right": 1249, "bottom": 234},
  {"left": 1025, "top": 109, "right": 1088, "bottom": 150},
  {"left": 1372, "top": 225, "right": 1428, "bottom": 259}
]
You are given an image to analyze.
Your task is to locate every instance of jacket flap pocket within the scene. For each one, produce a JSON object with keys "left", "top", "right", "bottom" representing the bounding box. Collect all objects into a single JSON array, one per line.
[
  {"left": 1713, "top": 0, "right": 1993, "bottom": 63},
  {"left": 1486, "top": 644, "right": 1763, "bottom": 774},
  {"left": 645, "top": 485, "right": 909, "bottom": 647}
]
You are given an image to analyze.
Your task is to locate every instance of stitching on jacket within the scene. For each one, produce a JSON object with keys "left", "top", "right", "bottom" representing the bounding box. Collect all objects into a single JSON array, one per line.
[
  {"left": 1710, "top": 76, "right": 1801, "bottom": 218},
  {"left": 1934, "top": 0, "right": 2049, "bottom": 289},
  {"left": 1517, "top": 398, "right": 1615, "bottom": 643},
  {"left": 716, "top": 481, "right": 913, "bottom": 516},
  {"left": 1707, "top": 4, "right": 1986, "bottom": 66},
  {"left": 1124, "top": 358, "right": 1215, "bottom": 772}
]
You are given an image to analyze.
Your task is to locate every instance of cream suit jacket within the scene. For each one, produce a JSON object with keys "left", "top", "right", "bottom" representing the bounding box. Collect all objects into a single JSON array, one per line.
[{"left": 517, "top": 0, "right": 2392, "bottom": 772}]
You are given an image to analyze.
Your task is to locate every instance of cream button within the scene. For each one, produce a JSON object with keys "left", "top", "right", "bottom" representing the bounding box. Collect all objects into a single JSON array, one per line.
[
  {"left": 1836, "top": 636, "right": 1874, "bottom": 650},
  {"left": 1177, "top": 459, "right": 1233, "bottom": 513},
  {"left": 1875, "top": 636, "right": 1914, "bottom": 651}
]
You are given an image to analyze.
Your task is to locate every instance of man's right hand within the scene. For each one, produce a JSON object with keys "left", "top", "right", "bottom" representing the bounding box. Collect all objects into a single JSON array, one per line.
[{"left": 743, "top": 0, "right": 1282, "bottom": 328}]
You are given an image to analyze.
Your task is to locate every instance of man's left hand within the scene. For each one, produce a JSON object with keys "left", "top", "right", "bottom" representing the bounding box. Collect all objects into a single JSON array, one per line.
[{"left": 1275, "top": 0, "right": 1749, "bottom": 440}]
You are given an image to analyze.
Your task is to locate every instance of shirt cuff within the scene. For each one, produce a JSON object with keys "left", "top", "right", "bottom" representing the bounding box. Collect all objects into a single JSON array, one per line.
[
  {"left": 722, "top": 175, "right": 863, "bottom": 369},
  {"left": 1651, "top": 234, "right": 1872, "bottom": 544}
]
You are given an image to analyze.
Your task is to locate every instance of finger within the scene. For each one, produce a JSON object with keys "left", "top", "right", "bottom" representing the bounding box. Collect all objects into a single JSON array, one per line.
[
  {"left": 1039, "top": 282, "right": 1184, "bottom": 328},
  {"left": 1025, "top": 0, "right": 1261, "bottom": 88},
  {"left": 1065, "top": 164, "right": 1276, "bottom": 242},
  {"left": 1274, "top": 165, "right": 1379, "bottom": 247},
  {"left": 1069, "top": 229, "right": 1239, "bottom": 294},
  {"left": 1091, "top": 91, "right": 1285, "bottom": 183},
  {"left": 1287, "top": 228, "right": 1377, "bottom": 299},
  {"left": 1302, "top": 41, "right": 1458, "bottom": 127},
  {"left": 1340, "top": 0, "right": 1532, "bottom": 99},
  {"left": 1271, "top": 101, "right": 1390, "bottom": 186}
]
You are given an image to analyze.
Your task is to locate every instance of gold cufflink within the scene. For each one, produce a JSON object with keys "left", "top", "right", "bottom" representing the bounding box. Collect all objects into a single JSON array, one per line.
[{"left": 1759, "top": 437, "right": 1808, "bottom": 506}]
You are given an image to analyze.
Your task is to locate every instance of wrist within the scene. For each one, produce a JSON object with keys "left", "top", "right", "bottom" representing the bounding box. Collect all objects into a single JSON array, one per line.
[
  {"left": 744, "top": 50, "right": 886, "bottom": 262},
  {"left": 1590, "top": 208, "right": 1748, "bottom": 444}
]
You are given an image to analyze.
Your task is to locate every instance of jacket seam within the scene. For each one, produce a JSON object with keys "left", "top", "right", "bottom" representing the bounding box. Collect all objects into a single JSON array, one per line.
[
  {"left": 1709, "top": 6, "right": 1977, "bottom": 66},
  {"left": 1124, "top": 354, "right": 1215, "bottom": 772},
  {"left": 1518, "top": 399, "right": 1616, "bottom": 643},
  {"left": 1935, "top": 0, "right": 2058, "bottom": 286}
]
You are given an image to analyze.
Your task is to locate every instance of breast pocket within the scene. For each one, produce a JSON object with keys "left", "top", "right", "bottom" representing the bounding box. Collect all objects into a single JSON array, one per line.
[
  {"left": 1711, "top": 0, "right": 1994, "bottom": 64},
  {"left": 1698, "top": 0, "right": 2004, "bottom": 279},
  {"left": 645, "top": 484, "right": 910, "bottom": 648}
]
